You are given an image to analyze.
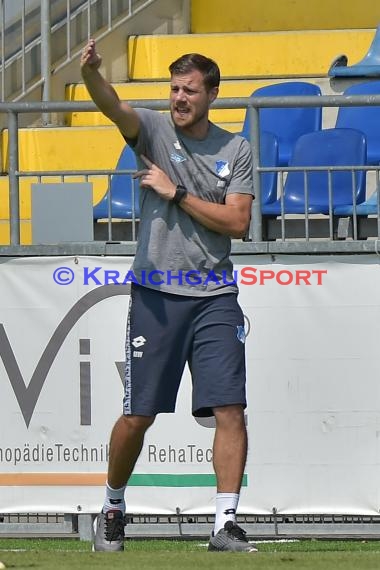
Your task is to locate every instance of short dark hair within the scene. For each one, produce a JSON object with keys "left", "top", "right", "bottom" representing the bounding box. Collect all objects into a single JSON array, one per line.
[{"left": 169, "top": 53, "right": 220, "bottom": 91}]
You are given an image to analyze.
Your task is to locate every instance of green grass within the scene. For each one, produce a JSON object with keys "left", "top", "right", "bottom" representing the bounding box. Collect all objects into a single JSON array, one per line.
[{"left": 0, "top": 539, "right": 380, "bottom": 569}]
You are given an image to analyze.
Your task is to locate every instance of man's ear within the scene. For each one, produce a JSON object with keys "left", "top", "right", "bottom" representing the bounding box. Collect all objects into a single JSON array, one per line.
[{"left": 209, "top": 86, "right": 219, "bottom": 103}]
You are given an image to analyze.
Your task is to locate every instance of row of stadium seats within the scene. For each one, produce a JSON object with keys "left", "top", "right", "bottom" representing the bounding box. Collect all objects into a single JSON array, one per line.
[
  {"left": 94, "top": 127, "right": 372, "bottom": 222},
  {"left": 3, "top": 77, "right": 379, "bottom": 243},
  {"left": 94, "top": 79, "right": 380, "bottom": 222},
  {"left": 242, "top": 79, "right": 380, "bottom": 167},
  {"left": 261, "top": 128, "right": 367, "bottom": 216}
]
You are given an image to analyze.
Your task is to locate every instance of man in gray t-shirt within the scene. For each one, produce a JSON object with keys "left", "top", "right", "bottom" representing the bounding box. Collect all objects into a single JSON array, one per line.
[
  {"left": 81, "top": 40, "right": 257, "bottom": 553},
  {"left": 129, "top": 107, "right": 253, "bottom": 296}
]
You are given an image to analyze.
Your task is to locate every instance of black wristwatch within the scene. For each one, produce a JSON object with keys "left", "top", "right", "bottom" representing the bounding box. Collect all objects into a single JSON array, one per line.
[{"left": 172, "top": 184, "right": 188, "bottom": 204}]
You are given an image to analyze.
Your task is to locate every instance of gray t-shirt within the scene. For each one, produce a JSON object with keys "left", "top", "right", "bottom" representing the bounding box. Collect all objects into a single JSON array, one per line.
[{"left": 127, "top": 108, "right": 254, "bottom": 296}]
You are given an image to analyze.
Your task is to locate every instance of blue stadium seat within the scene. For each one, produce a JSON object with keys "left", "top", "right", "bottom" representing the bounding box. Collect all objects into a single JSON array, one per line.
[
  {"left": 93, "top": 144, "right": 140, "bottom": 220},
  {"left": 334, "top": 190, "right": 379, "bottom": 216},
  {"left": 242, "top": 131, "right": 279, "bottom": 206},
  {"left": 262, "top": 128, "right": 367, "bottom": 215},
  {"left": 258, "top": 131, "right": 279, "bottom": 205},
  {"left": 328, "top": 25, "right": 380, "bottom": 77},
  {"left": 335, "top": 80, "right": 380, "bottom": 165},
  {"left": 241, "top": 81, "right": 322, "bottom": 166}
]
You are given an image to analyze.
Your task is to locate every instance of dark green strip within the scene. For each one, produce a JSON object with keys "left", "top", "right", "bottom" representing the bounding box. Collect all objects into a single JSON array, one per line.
[{"left": 128, "top": 473, "right": 248, "bottom": 487}]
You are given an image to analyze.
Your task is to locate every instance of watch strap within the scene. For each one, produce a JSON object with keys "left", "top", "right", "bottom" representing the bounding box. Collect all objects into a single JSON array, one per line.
[{"left": 172, "top": 184, "right": 188, "bottom": 204}]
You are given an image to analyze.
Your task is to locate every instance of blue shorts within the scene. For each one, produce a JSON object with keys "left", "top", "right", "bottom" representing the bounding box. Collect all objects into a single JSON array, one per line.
[{"left": 123, "top": 284, "right": 247, "bottom": 417}]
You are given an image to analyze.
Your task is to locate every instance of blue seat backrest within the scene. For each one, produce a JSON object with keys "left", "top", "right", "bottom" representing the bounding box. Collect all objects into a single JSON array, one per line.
[
  {"left": 252, "top": 131, "right": 279, "bottom": 205},
  {"left": 284, "top": 128, "right": 367, "bottom": 208},
  {"left": 335, "top": 80, "right": 380, "bottom": 165},
  {"left": 93, "top": 144, "right": 140, "bottom": 220},
  {"left": 362, "top": 25, "right": 380, "bottom": 65},
  {"left": 334, "top": 189, "right": 379, "bottom": 216},
  {"left": 241, "top": 81, "right": 322, "bottom": 166}
]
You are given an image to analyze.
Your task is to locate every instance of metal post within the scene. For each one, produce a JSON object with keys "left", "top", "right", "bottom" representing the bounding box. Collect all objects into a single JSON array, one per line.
[
  {"left": 66, "top": 0, "right": 71, "bottom": 62},
  {"left": 21, "top": 0, "right": 26, "bottom": 94},
  {"left": 86, "top": 0, "right": 91, "bottom": 39},
  {"left": 351, "top": 170, "right": 358, "bottom": 241},
  {"left": 181, "top": 0, "right": 192, "bottom": 33},
  {"left": 107, "top": 0, "right": 112, "bottom": 30},
  {"left": 1, "top": 0, "right": 5, "bottom": 101},
  {"left": 78, "top": 514, "right": 94, "bottom": 541},
  {"left": 377, "top": 170, "right": 380, "bottom": 238},
  {"left": 41, "top": 0, "right": 51, "bottom": 125},
  {"left": 248, "top": 105, "right": 262, "bottom": 242},
  {"left": 272, "top": 507, "right": 279, "bottom": 536},
  {"left": 8, "top": 110, "right": 20, "bottom": 245}
]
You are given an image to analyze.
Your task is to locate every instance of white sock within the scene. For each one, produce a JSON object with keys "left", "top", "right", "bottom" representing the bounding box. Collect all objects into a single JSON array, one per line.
[
  {"left": 102, "top": 481, "right": 126, "bottom": 514},
  {"left": 214, "top": 492, "right": 239, "bottom": 534}
]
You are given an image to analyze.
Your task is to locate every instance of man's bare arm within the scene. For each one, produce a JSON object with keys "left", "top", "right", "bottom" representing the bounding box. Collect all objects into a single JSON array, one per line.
[
  {"left": 80, "top": 39, "right": 140, "bottom": 140},
  {"left": 179, "top": 192, "right": 252, "bottom": 238}
]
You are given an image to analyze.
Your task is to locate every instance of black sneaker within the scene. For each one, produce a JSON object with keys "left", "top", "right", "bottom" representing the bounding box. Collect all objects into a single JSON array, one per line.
[
  {"left": 93, "top": 509, "right": 125, "bottom": 552},
  {"left": 208, "top": 520, "right": 258, "bottom": 552}
]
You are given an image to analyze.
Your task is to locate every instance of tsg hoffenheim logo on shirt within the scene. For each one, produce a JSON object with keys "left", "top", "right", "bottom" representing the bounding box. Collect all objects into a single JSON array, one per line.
[{"left": 215, "top": 160, "right": 230, "bottom": 178}]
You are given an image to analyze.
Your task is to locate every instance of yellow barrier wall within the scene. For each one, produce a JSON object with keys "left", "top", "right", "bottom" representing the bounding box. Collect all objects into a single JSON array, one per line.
[
  {"left": 127, "top": 30, "right": 374, "bottom": 79},
  {"left": 0, "top": 124, "right": 127, "bottom": 244},
  {"left": 191, "top": 0, "right": 380, "bottom": 32},
  {"left": 66, "top": 80, "right": 278, "bottom": 128},
  {"left": 0, "top": 176, "right": 116, "bottom": 245},
  {"left": 0, "top": 220, "right": 31, "bottom": 245},
  {"left": 1, "top": 127, "right": 125, "bottom": 172}
]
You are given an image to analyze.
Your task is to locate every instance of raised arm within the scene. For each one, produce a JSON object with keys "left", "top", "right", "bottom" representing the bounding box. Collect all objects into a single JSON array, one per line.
[{"left": 80, "top": 39, "right": 140, "bottom": 140}]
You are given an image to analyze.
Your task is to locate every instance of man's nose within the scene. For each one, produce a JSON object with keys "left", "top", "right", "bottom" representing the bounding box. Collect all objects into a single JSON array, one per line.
[{"left": 175, "top": 89, "right": 186, "bottom": 101}]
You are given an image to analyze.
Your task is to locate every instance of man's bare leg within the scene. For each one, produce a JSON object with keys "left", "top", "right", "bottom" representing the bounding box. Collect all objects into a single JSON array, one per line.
[
  {"left": 208, "top": 405, "right": 256, "bottom": 552},
  {"left": 213, "top": 404, "right": 247, "bottom": 493},
  {"left": 93, "top": 414, "right": 155, "bottom": 552},
  {"left": 107, "top": 414, "right": 155, "bottom": 489}
]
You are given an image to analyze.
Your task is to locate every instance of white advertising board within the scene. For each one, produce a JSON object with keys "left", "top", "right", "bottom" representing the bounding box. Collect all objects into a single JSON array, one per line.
[{"left": 0, "top": 254, "right": 380, "bottom": 515}]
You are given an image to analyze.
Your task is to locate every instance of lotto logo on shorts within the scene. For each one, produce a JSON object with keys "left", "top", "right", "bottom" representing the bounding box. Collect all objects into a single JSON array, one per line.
[{"left": 131, "top": 336, "right": 146, "bottom": 348}]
